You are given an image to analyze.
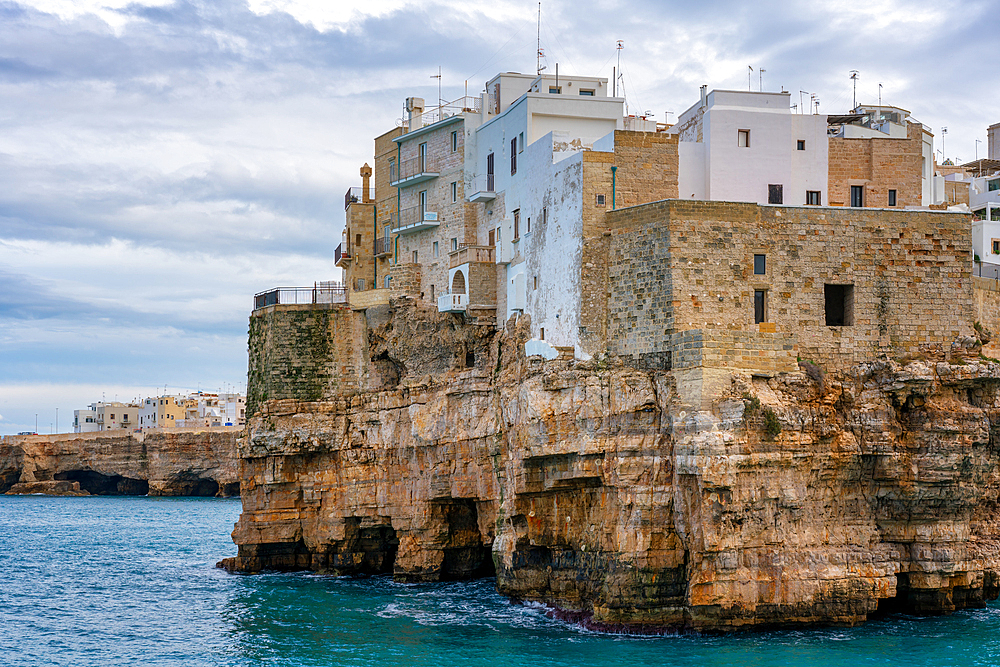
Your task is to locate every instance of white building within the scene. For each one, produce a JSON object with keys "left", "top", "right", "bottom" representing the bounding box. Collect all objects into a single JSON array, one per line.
[
  {"left": 670, "top": 88, "right": 829, "bottom": 206},
  {"left": 971, "top": 172, "right": 1000, "bottom": 269},
  {"left": 73, "top": 402, "right": 140, "bottom": 432}
]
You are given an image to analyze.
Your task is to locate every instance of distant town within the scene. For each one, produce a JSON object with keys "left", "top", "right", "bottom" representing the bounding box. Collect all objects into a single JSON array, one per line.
[{"left": 69, "top": 392, "right": 246, "bottom": 433}]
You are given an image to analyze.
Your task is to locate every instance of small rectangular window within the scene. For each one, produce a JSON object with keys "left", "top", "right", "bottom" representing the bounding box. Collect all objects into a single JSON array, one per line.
[
  {"left": 888, "top": 189, "right": 897, "bottom": 206},
  {"left": 488, "top": 229, "right": 495, "bottom": 246},
  {"left": 549, "top": 87, "right": 561, "bottom": 94},
  {"left": 989, "top": 179, "right": 999, "bottom": 192},
  {"left": 412, "top": 250, "right": 418, "bottom": 263},
  {"left": 768, "top": 184, "right": 783, "bottom": 205},
  {"left": 797, "top": 139, "right": 805, "bottom": 151},
  {"left": 533, "top": 276, "right": 538, "bottom": 290},
  {"left": 511, "top": 138, "right": 517, "bottom": 175},
  {"left": 433, "top": 241, "right": 439, "bottom": 257},
  {"left": 543, "top": 207, "right": 547, "bottom": 224},
  {"left": 451, "top": 131, "right": 458, "bottom": 152},
  {"left": 451, "top": 181, "right": 457, "bottom": 202},
  {"left": 451, "top": 237, "right": 457, "bottom": 251},
  {"left": 596, "top": 193, "right": 606, "bottom": 207},
  {"left": 580, "top": 89, "right": 595, "bottom": 96},
  {"left": 540, "top": 327, "right": 545, "bottom": 340},
  {"left": 851, "top": 185, "right": 864, "bottom": 207},
  {"left": 992, "top": 207, "right": 1000, "bottom": 222},
  {"left": 992, "top": 240, "right": 1000, "bottom": 255},
  {"left": 513, "top": 210, "right": 520, "bottom": 239},
  {"left": 518, "top": 132, "right": 524, "bottom": 153},
  {"left": 824, "top": 284, "right": 854, "bottom": 326},
  {"left": 753, "top": 254, "right": 766, "bottom": 275},
  {"left": 974, "top": 208, "right": 987, "bottom": 221},
  {"left": 738, "top": 129, "right": 750, "bottom": 148},
  {"left": 806, "top": 191, "right": 821, "bottom": 205},
  {"left": 754, "top": 290, "right": 766, "bottom": 324},
  {"left": 527, "top": 217, "right": 531, "bottom": 233}
]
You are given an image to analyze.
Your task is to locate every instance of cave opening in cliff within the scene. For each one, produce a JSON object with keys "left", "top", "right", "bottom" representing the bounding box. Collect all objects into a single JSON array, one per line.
[
  {"left": 55, "top": 470, "right": 149, "bottom": 495},
  {"left": 338, "top": 517, "right": 398, "bottom": 575},
  {"left": 440, "top": 498, "right": 495, "bottom": 580}
]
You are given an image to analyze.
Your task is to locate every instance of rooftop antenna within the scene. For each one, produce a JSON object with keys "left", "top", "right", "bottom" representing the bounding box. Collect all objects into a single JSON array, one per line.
[
  {"left": 849, "top": 70, "right": 859, "bottom": 110},
  {"left": 799, "top": 90, "right": 808, "bottom": 114},
  {"left": 759, "top": 68, "right": 765, "bottom": 92},
  {"left": 748, "top": 65, "right": 753, "bottom": 91},
  {"left": 431, "top": 66, "right": 442, "bottom": 113},
  {"left": 976, "top": 138, "right": 982, "bottom": 161},
  {"left": 942, "top": 127, "right": 948, "bottom": 159},
  {"left": 536, "top": 2, "right": 545, "bottom": 75},
  {"left": 878, "top": 82, "right": 883, "bottom": 116},
  {"left": 615, "top": 40, "right": 624, "bottom": 98}
]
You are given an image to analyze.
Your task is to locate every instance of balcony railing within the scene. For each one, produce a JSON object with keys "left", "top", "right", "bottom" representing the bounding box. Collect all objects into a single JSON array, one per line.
[
  {"left": 374, "top": 236, "right": 392, "bottom": 257},
  {"left": 335, "top": 242, "right": 352, "bottom": 266},
  {"left": 404, "top": 95, "right": 482, "bottom": 130},
  {"left": 437, "top": 291, "right": 468, "bottom": 313},
  {"left": 449, "top": 244, "right": 495, "bottom": 268},
  {"left": 392, "top": 205, "right": 439, "bottom": 234},
  {"left": 390, "top": 155, "right": 439, "bottom": 187},
  {"left": 345, "top": 186, "right": 368, "bottom": 209},
  {"left": 253, "top": 283, "right": 347, "bottom": 311},
  {"left": 468, "top": 173, "right": 496, "bottom": 202}
]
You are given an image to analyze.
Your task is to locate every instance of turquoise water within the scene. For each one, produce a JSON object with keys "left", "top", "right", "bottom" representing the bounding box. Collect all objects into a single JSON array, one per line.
[{"left": 3, "top": 496, "right": 1000, "bottom": 666}]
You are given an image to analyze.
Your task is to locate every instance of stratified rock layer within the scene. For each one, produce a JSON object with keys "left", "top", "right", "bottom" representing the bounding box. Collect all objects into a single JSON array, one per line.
[
  {"left": 1, "top": 429, "right": 239, "bottom": 497},
  {"left": 223, "top": 305, "right": 1000, "bottom": 631}
]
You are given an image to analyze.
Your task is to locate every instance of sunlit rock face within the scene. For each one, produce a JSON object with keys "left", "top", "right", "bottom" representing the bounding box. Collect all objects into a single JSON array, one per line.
[{"left": 223, "top": 301, "right": 1000, "bottom": 632}]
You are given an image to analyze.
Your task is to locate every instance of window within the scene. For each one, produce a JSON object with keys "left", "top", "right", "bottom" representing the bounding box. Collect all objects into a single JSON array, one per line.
[
  {"left": 888, "top": 189, "right": 897, "bottom": 206},
  {"left": 540, "top": 327, "right": 545, "bottom": 340},
  {"left": 992, "top": 207, "right": 1000, "bottom": 222},
  {"left": 513, "top": 210, "right": 520, "bottom": 239},
  {"left": 542, "top": 207, "right": 547, "bottom": 224},
  {"left": 596, "top": 193, "right": 606, "bottom": 207},
  {"left": 488, "top": 229, "right": 495, "bottom": 246},
  {"left": 533, "top": 276, "right": 538, "bottom": 289},
  {"left": 806, "top": 191, "right": 821, "bottom": 205},
  {"left": 418, "top": 142, "right": 427, "bottom": 171},
  {"left": 527, "top": 217, "right": 531, "bottom": 233},
  {"left": 797, "top": 140, "right": 806, "bottom": 151},
  {"left": 989, "top": 178, "right": 1000, "bottom": 192},
  {"left": 451, "top": 237, "right": 458, "bottom": 251},
  {"left": 549, "top": 87, "right": 561, "bottom": 94},
  {"left": 850, "top": 185, "right": 864, "bottom": 207},
  {"left": 974, "top": 208, "right": 987, "bottom": 221},
  {"left": 580, "top": 89, "right": 595, "bottom": 96},
  {"left": 753, "top": 254, "right": 766, "bottom": 275},
  {"left": 385, "top": 275, "right": 391, "bottom": 288},
  {"left": 451, "top": 181, "right": 457, "bottom": 202},
  {"left": 419, "top": 190, "right": 427, "bottom": 216},
  {"left": 824, "top": 284, "right": 854, "bottom": 326},
  {"left": 992, "top": 240, "right": 1000, "bottom": 255},
  {"left": 412, "top": 250, "right": 418, "bottom": 263},
  {"left": 519, "top": 132, "right": 524, "bottom": 153},
  {"left": 511, "top": 138, "right": 517, "bottom": 175},
  {"left": 430, "top": 284, "right": 435, "bottom": 300},
  {"left": 754, "top": 290, "right": 766, "bottom": 324},
  {"left": 389, "top": 159, "right": 396, "bottom": 182},
  {"left": 354, "top": 278, "right": 365, "bottom": 292},
  {"left": 738, "top": 129, "right": 750, "bottom": 148},
  {"left": 768, "top": 184, "right": 783, "bottom": 205},
  {"left": 433, "top": 241, "right": 439, "bottom": 257},
  {"left": 451, "top": 131, "right": 458, "bottom": 152},
  {"left": 355, "top": 233, "right": 361, "bottom": 247}
]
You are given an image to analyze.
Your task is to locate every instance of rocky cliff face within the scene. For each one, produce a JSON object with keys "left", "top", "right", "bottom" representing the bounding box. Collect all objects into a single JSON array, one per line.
[
  {"left": 223, "top": 303, "right": 1000, "bottom": 631},
  {"left": 1, "top": 429, "right": 240, "bottom": 497}
]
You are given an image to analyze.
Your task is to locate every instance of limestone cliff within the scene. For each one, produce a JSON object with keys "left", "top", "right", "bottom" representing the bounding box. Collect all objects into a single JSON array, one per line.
[
  {"left": 1, "top": 429, "right": 240, "bottom": 496},
  {"left": 222, "top": 302, "right": 1000, "bottom": 631}
]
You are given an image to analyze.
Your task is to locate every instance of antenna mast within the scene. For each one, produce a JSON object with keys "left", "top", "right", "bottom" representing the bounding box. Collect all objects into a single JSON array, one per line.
[
  {"left": 849, "top": 70, "right": 859, "bottom": 110},
  {"left": 536, "top": 3, "right": 542, "bottom": 75}
]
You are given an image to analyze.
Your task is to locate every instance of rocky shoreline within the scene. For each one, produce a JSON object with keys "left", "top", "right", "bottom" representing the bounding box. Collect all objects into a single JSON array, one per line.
[{"left": 219, "top": 302, "right": 1000, "bottom": 632}]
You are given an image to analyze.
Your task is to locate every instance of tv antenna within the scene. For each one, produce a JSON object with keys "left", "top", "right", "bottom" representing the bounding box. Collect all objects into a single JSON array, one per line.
[
  {"left": 536, "top": 2, "right": 546, "bottom": 74},
  {"left": 942, "top": 126, "right": 948, "bottom": 158},
  {"left": 759, "top": 68, "right": 765, "bottom": 91},
  {"left": 849, "top": 70, "right": 859, "bottom": 109},
  {"left": 431, "top": 66, "right": 442, "bottom": 111},
  {"left": 748, "top": 65, "right": 753, "bottom": 91}
]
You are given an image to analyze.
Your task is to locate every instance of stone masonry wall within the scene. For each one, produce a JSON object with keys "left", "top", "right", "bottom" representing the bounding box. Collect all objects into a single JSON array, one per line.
[
  {"left": 975, "top": 276, "right": 1000, "bottom": 344},
  {"left": 247, "top": 304, "right": 360, "bottom": 416},
  {"left": 605, "top": 200, "right": 973, "bottom": 372},
  {"left": 828, "top": 123, "right": 924, "bottom": 208}
]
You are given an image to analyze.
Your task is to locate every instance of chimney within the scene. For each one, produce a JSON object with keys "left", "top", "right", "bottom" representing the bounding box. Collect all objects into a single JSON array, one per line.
[
  {"left": 360, "top": 164, "right": 373, "bottom": 203},
  {"left": 406, "top": 97, "right": 425, "bottom": 130},
  {"left": 700, "top": 85, "right": 708, "bottom": 110}
]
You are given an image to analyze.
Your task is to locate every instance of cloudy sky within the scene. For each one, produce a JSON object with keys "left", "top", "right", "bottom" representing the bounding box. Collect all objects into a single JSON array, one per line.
[{"left": 0, "top": 0, "right": 995, "bottom": 434}]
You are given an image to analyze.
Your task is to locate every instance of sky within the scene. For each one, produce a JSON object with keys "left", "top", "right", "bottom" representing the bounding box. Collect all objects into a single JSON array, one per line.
[{"left": 0, "top": 0, "right": 996, "bottom": 434}]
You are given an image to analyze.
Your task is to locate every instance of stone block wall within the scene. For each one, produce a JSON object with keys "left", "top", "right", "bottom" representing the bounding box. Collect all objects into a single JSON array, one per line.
[
  {"left": 611, "top": 130, "right": 679, "bottom": 208},
  {"left": 345, "top": 200, "right": 375, "bottom": 292},
  {"left": 671, "top": 329, "right": 797, "bottom": 374},
  {"left": 604, "top": 200, "right": 973, "bottom": 373},
  {"left": 247, "top": 304, "right": 360, "bottom": 417},
  {"left": 388, "top": 263, "right": 422, "bottom": 297},
  {"left": 466, "top": 261, "right": 497, "bottom": 307},
  {"left": 974, "top": 276, "right": 1000, "bottom": 341},
  {"left": 828, "top": 122, "right": 924, "bottom": 208}
]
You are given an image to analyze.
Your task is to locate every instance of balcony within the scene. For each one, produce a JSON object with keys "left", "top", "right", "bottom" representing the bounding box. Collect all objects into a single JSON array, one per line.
[
  {"left": 392, "top": 205, "right": 439, "bottom": 235},
  {"left": 253, "top": 283, "right": 348, "bottom": 311},
  {"left": 334, "top": 242, "right": 352, "bottom": 267},
  {"left": 467, "top": 174, "right": 496, "bottom": 203},
  {"left": 449, "top": 244, "right": 494, "bottom": 269},
  {"left": 374, "top": 236, "right": 392, "bottom": 258},
  {"left": 437, "top": 291, "right": 468, "bottom": 313},
  {"left": 390, "top": 155, "right": 439, "bottom": 188},
  {"left": 344, "top": 186, "right": 368, "bottom": 209}
]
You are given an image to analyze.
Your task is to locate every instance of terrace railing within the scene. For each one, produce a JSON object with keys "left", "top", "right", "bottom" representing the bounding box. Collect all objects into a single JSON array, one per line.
[{"left": 253, "top": 283, "right": 347, "bottom": 310}]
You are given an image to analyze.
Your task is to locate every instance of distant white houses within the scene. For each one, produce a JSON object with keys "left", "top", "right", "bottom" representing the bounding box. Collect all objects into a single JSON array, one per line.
[{"left": 73, "top": 392, "right": 245, "bottom": 432}]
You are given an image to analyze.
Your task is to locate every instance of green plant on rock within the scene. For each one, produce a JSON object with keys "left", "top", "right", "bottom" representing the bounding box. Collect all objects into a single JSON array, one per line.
[
  {"left": 742, "top": 392, "right": 760, "bottom": 416},
  {"left": 762, "top": 407, "right": 782, "bottom": 438}
]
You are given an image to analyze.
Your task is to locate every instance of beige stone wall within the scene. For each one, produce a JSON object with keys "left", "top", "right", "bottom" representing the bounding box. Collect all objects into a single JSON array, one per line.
[
  {"left": 388, "top": 263, "right": 422, "bottom": 296},
  {"left": 605, "top": 200, "right": 973, "bottom": 372},
  {"left": 828, "top": 123, "right": 923, "bottom": 208},
  {"left": 374, "top": 127, "right": 402, "bottom": 287},
  {"left": 344, "top": 199, "right": 375, "bottom": 291},
  {"left": 395, "top": 119, "right": 469, "bottom": 303},
  {"left": 974, "top": 277, "right": 1000, "bottom": 348}
]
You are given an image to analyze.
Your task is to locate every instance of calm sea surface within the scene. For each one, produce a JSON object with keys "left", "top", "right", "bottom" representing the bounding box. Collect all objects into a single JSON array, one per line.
[{"left": 3, "top": 495, "right": 1000, "bottom": 666}]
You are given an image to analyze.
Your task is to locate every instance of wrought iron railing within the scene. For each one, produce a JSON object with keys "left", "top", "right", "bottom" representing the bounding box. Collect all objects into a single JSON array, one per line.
[
  {"left": 405, "top": 95, "right": 482, "bottom": 129},
  {"left": 344, "top": 186, "right": 367, "bottom": 209},
  {"left": 374, "top": 237, "right": 392, "bottom": 257},
  {"left": 393, "top": 205, "right": 438, "bottom": 231},
  {"left": 392, "top": 154, "right": 438, "bottom": 183},
  {"left": 253, "top": 283, "right": 347, "bottom": 310},
  {"left": 335, "top": 242, "right": 352, "bottom": 264}
]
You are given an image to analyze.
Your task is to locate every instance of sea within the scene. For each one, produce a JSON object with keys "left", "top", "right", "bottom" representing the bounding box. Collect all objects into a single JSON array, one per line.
[{"left": 2, "top": 495, "right": 1000, "bottom": 667}]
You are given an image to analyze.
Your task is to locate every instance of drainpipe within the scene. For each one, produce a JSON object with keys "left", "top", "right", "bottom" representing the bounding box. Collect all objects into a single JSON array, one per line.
[
  {"left": 373, "top": 207, "right": 377, "bottom": 288},
  {"left": 611, "top": 165, "right": 617, "bottom": 210},
  {"left": 396, "top": 142, "right": 401, "bottom": 266}
]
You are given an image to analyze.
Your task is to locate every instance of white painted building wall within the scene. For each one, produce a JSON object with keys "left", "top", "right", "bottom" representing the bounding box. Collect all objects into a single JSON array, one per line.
[{"left": 671, "top": 90, "right": 828, "bottom": 206}]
